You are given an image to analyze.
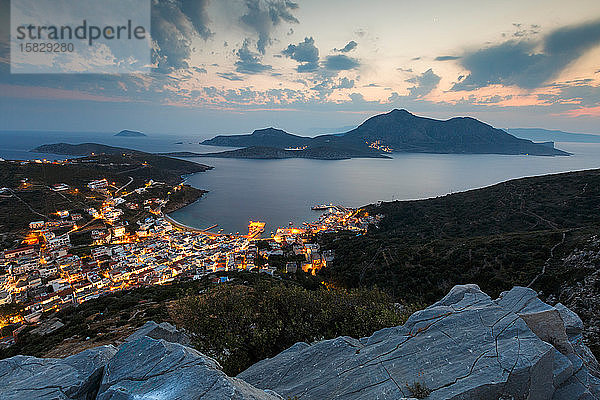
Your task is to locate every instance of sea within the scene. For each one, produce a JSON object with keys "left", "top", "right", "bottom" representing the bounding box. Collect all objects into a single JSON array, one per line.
[{"left": 1, "top": 130, "right": 600, "bottom": 235}]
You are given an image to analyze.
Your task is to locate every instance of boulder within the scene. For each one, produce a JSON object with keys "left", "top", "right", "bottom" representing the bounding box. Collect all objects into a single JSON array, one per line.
[
  {"left": 97, "top": 335, "right": 280, "bottom": 400},
  {"left": 0, "top": 345, "right": 116, "bottom": 400},
  {"left": 124, "top": 321, "right": 191, "bottom": 346},
  {"left": 239, "top": 285, "right": 600, "bottom": 400}
]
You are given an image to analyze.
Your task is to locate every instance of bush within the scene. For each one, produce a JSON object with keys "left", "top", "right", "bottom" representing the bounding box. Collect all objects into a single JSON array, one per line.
[{"left": 172, "top": 282, "right": 418, "bottom": 375}]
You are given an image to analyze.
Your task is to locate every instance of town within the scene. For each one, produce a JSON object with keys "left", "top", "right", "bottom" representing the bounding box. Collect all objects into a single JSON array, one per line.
[{"left": 0, "top": 160, "right": 381, "bottom": 345}]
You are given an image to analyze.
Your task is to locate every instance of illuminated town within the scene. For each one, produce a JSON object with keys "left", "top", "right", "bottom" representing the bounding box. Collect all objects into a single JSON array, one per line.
[{"left": 0, "top": 168, "right": 381, "bottom": 342}]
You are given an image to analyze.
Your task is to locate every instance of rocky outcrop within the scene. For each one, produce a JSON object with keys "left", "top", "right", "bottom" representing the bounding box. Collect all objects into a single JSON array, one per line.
[
  {"left": 0, "top": 321, "right": 280, "bottom": 400},
  {"left": 0, "top": 345, "right": 116, "bottom": 400},
  {"left": 240, "top": 285, "right": 600, "bottom": 399},
  {"left": 97, "top": 335, "right": 280, "bottom": 400},
  {"left": 1, "top": 286, "right": 598, "bottom": 399}
]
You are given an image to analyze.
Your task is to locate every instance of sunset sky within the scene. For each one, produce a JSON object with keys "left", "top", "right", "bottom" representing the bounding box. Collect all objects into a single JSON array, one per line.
[{"left": 1, "top": 0, "right": 600, "bottom": 136}]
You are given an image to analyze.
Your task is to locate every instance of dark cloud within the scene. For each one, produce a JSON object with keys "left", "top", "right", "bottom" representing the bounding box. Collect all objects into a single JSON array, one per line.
[
  {"left": 151, "top": 0, "right": 213, "bottom": 71},
  {"left": 240, "top": 0, "right": 299, "bottom": 54},
  {"left": 324, "top": 55, "right": 360, "bottom": 71},
  {"left": 435, "top": 55, "right": 460, "bottom": 61},
  {"left": 363, "top": 83, "right": 381, "bottom": 87},
  {"left": 334, "top": 41, "right": 358, "bottom": 53},
  {"left": 406, "top": 69, "right": 441, "bottom": 98},
  {"left": 195, "top": 67, "right": 208, "bottom": 73},
  {"left": 282, "top": 37, "right": 319, "bottom": 72},
  {"left": 217, "top": 72, "right": 244, "bottom": 81},
  {"left": 454, "top": 19, "right": 600, "bottom": 90},
  {"left": 179, "top": 0, "right": 213, "bottom": 39},
  {"left": 234, "top": 39, "right": 272, "bottom": 74}
]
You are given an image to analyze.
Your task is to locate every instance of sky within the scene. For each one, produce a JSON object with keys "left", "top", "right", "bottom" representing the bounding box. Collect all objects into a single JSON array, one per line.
[{"left": 0, "top": 0, "right": 600, "bottom": 137}]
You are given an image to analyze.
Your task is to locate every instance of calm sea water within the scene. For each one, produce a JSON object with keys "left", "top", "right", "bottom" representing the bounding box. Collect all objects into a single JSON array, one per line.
[{"left": 1, "top": 130, "right": 599, "bottom": 235}]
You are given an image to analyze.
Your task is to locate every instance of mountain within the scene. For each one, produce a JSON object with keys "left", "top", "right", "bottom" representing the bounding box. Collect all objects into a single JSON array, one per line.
[
  {"left": 200, "top": 110, "right": 570, "bottom": 158},
  {"left": 115, "top": 129, "right": 146, "bottom": 137},
  {"left": 202, "top": 127, "right": 311, "bottom": 148},
  {"left": 334, "top": 109, "right": 569, "bottom": 155},
  {"left": 508, "top": 128, "right": 600, "bottom": 143}
]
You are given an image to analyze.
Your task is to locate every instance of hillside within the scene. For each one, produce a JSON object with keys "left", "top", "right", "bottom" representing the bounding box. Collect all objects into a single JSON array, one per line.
[
  {"left": 319, "top": 168, "right": 600, "bottom": 357},
  {"left": 199, "top": 109, "right": 569, "bottom": 158},
  {"left": 31, "top": 143, "right": 212, "bottom": 178}
]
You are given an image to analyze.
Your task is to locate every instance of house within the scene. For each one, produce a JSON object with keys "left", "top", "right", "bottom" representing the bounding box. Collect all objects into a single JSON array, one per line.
[
  {"left": 29, "top": 221, "right": 45, "bottom": 229},
  {"left": 3, "top": 246, "right": 36, "bottom": 260},
  {"left": 87, "top": 179, "right": 108, "bottom": 190}
]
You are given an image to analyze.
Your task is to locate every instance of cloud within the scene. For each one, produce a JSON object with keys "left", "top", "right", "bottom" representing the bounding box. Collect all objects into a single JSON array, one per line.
[
  {"left": 363, "top": 83, "right": 381, "bottom": 87},
  {"left": 217, "top": 72, "right": 244, "bottom": 81},
  {"left": 234, "top": 39, "right": 272, "bottom": 74},
  {"left": 454, "top": 18, "right": 600, "bottom": 90},
  {"left": 334, "top": 40, "right": 358, "bottom": 53},
  {"left": 151, "top": 0, "right": 213, "bottom": 71},
  {"left": 435, "top": 55, "right": 460, "bottom": 61},
  {"left": 309, "top": 77, "right": 354, "bottom": 95},
  {"left": 240, "top": 0, "right": 299, "bottom": 54},
  {"left": 324, "top": 54, "right": 360, "bottom": 71},
  {"left": 406, "top": 69, "right": 441, "bottom": 98},
  {"left": 282, "top": 37, "right": 319, "bottom": 72},
  {"left": 333, "top": 77, "right": 355, "bottom": 89}
]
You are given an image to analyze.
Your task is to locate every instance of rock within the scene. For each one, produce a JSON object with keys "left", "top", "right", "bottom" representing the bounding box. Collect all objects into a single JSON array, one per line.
[
  {"left": 0, "top": 345, "right": 116, "bottom": 400},
  {"left": 97, "top": 335, "right": 280, "bottom": 400},
  {"left": 239, "top": 284, "right": 600, "bottom": 400},
  {"left": 124, "top": 321, "right": 191, "bottom": 346}
]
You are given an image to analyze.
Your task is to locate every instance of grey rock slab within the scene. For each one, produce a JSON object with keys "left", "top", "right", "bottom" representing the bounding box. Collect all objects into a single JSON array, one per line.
[
  {"left": 240, "top": 284, "right": 557, "bottom": 400},
  {"left": 0, "top": 345, "right": 117, "bottom": 400},
  {"left": 97, "top": 335, "right": 279, "bottom": 400}
]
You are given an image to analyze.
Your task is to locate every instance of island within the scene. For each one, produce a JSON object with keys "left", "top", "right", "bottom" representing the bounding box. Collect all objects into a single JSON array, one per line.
[
  {"left": 199, "top": 109, "right": 570, "bottom": 159},
  {"left": 115, "top": 129, "right": 146, "bottom": 137}
]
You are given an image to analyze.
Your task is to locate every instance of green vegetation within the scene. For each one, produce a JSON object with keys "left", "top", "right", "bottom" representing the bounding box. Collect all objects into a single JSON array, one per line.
[
  {"left": 1, "top": 272, "right": 418, "bottom": 376},
  {"left": 172, "top": 280, "right": 418, "bottom": 375}
]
